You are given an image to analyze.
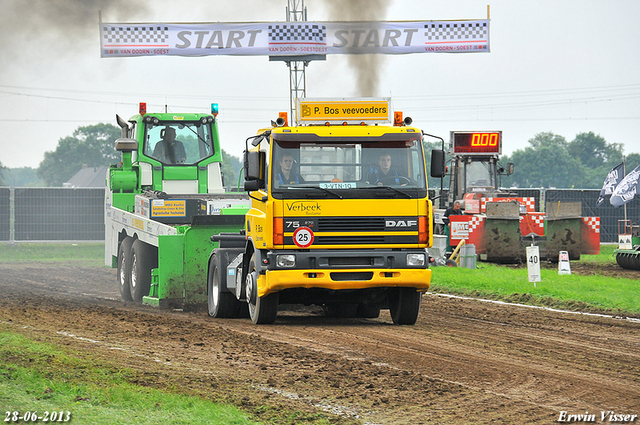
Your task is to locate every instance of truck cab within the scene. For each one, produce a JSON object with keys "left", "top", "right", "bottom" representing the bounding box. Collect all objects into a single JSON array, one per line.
[
  {"left": 208, "top": 98, "right": 446, "bottom": 325},
  {"left": 113, "top": 103, "right": 226, "bottom": 196}
]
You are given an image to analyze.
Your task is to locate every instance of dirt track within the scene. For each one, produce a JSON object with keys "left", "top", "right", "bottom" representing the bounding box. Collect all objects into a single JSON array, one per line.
[{"left": 0, "top": 263, "right": 639, "bottom": 424}]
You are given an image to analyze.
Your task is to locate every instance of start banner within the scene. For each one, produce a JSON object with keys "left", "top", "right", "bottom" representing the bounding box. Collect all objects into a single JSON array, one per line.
[{"left": 100, "top": 20, "right": 490, "bottom": 58}]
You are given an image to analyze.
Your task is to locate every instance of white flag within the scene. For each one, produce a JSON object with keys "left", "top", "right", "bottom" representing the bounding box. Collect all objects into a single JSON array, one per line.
[
  {"left": 610, "top": 164, "right": 640, "bottom": 208},
  {"left": 596, "top": 162, "right": 623, "bottom": 206}
]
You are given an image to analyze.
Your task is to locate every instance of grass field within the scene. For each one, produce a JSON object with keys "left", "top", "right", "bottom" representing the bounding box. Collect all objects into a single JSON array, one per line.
[
  {"left": 0, "top": 333, "right": 255, "bottom": 425},
  {"left": 0, "top": 243, "right": 104, "bottom": 266},
  {"left": 430, "top": 244, "right": 640, "bottom": 316}
]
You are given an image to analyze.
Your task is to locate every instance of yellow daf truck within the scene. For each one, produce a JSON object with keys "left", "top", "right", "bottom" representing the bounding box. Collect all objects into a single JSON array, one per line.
[{"left": 208, "top": 98, "right": 445, "bottom": 325}]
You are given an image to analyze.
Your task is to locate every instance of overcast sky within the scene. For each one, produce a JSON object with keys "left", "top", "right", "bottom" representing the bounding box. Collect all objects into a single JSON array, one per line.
[{"left": 1, "top": 0, "right": 639, "bottom": 169}]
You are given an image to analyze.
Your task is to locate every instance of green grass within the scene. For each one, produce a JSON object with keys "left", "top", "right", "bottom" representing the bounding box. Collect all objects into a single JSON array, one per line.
[
  {"left": 0, "top": 243, "right": 104, "bottom": 266},
  {"left": 577, "top": 244, "right": 618, "bottom": 264},
  {"left": 431, "top": 247, "right": 640, "bottom": 316},
  {"left": 0, "top": 331, "right": 255, "bottom": 425}
]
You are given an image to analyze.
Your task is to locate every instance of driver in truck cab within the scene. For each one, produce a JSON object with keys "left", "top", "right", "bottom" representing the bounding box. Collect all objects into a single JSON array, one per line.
[
  {"left": 276, "top": 153, "right": 304, "bottom": 185},
  {"left": 152, "top": 127, "right": 186, "bottom": 164},
  {"left": 367, "top": 152, "right": 404, "bottom": 186}
]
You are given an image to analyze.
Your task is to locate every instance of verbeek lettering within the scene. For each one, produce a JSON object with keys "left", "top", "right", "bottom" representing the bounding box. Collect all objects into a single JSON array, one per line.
[{"left": 286, "top": 202, "right": 321, "bottom": 213}]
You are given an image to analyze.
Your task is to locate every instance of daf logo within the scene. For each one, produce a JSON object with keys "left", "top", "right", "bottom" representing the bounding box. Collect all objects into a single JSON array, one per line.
[{"left": 386, "top": 220, "right": 417, "bottom": 228}]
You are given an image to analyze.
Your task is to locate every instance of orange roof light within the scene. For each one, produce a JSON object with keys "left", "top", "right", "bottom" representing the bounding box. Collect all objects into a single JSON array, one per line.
[
  {"left": 278, "top": 112, "right": 288, "bottom": 127},
  {"left": 394, "top": 111, "right": 403, "bottom": 126}
]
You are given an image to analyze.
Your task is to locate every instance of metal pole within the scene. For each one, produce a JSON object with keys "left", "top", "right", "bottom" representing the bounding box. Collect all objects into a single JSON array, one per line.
[
  {"left": 623, "top": 155, "right": 627, "bottom": 222},
  {"left": 9, "top": 187, "right": 15, "bottom": 245}
]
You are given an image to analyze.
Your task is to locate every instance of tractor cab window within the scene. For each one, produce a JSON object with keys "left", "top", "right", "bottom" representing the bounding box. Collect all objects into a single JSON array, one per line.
[
  {"left": 462, "top": 158, "right": 497, "bottom": 193},
  {"left": 143, "top": 121, "right": 214, "bottom": 165}
]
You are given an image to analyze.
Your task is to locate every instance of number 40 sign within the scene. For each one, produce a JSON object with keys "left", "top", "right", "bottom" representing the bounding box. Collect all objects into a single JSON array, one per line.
[{"left": 526, "top": 245, "right": 541, "bottom": 286}]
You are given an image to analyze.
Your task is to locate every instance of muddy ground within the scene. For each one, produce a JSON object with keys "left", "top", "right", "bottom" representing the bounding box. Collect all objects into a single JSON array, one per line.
[{"left": 0, "top": 263, "right": 638, "bottom": 424}]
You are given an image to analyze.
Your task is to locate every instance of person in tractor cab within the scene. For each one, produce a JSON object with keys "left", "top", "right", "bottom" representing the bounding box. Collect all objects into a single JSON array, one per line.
[
  {"left": 367, "top": 152, "right": 404, "bottom": 186},
  {"left": 276, "top": 154, "right": 303, "bottom": 185},
  {"left": 152, "top": 127, "right": 186, "bottom": 164}
]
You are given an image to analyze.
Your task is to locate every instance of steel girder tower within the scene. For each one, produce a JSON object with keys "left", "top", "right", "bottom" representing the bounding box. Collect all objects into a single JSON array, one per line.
[{"left": 270, "top": 0, "right": 325, "bottom": 123}]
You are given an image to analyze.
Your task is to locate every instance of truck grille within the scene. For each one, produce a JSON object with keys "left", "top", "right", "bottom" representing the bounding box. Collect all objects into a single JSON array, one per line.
[
  {"left": 330, "top": 272, "right": 374, "bottom": 281},
  {"left": 318, "top": 217, "right": 385, "bottom": 232},
  {"left": 317, "top": 235, "right": 386, "bottom": 244}
]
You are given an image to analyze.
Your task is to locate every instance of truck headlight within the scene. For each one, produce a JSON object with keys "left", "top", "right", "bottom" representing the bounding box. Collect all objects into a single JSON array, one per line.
[
  {"left": 406, "top": 253, "right": 426, "bottom": 266},
  {"left": 276, "top": 254, "right": 296, "bottom": 268}
]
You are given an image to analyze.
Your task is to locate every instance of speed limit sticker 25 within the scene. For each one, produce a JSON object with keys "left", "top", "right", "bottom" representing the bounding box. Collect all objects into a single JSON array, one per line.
[{"left": 292, "top": 226, "right": 314, "bottom": 248}]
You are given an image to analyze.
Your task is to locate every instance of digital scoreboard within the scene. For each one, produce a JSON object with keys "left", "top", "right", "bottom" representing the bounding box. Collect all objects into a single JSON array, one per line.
[{"left": 450, "top": 131, "right": 502, "bottom": 155}]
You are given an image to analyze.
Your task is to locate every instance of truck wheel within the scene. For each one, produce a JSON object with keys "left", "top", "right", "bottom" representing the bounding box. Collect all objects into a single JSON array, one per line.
[
  {"left": 117, "top": 237, "right": 134, "bottom": 302},
  {"left": 246, "top": 254, "right": 278, "bottom": 324},
  {"left": 129, "top": 239, "right": 156, "bottom": 303},
  {"left": 207, "top": 255, "right": 242, "bottom": 318},
  {"left": 389, "top": 288, "right": 421, "bottom": 325}
]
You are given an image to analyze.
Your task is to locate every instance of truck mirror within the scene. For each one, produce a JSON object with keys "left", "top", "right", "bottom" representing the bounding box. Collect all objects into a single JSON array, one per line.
[
  {"left": 430, "top": 149, "right": 446, "bottom": 178},
  {"left": 244, "top": 180, "right": 262, "bottom": 192},
  {"left": 507, "top": 162, "right": 514, "bottom": 176},
  {"left": 244, "top": 150, "right": 266, "bottom": 181},
  {"left": 115, "top": 138, "right": 138, "bottom": 152}
]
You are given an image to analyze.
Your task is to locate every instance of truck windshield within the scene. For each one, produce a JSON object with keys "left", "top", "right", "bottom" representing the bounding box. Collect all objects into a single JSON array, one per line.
[
  {"left": 271, "top": 138, "right": 427, "bottom": 199},
  {"left": 142, "top": 121, "right": 214, "bottom": 165}
]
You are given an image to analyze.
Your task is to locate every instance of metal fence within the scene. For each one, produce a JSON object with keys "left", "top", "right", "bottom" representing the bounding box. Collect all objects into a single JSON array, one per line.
[
  {"left": 0, "top": 187, "right": 105, "bottom": 242},
  {"left": 0, "top": 186, "right": 638, "bottom": 243}
]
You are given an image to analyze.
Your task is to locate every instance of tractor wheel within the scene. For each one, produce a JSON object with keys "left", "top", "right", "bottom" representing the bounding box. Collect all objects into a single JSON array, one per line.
[
  {"left": 117, "top": 237, "right": 134, "bottom": 302},
  {"left": 445, "top": 259, "right": 458, "bottom": 267},
  {"left": 246, "top": 254, "right": 278, "bottom": 324},
  {"left": 207, "top": 255, "right": 242, "bottom": 318},
  {"left": 389, "top": 288, "right": 421, "bottom": 325},
  {"left": 129, "top": 239, "right": 156, "bottom": 303}
]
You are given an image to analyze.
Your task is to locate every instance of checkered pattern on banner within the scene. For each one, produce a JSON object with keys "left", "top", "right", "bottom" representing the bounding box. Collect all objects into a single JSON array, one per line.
[
  {"left": 481, "top": 197, "right": 536, "bottom": 213},
  {"left": 469, "top": 216, "right": 484, "bottom": 234},
  {"left": 102, "top": 26, "right": 169, "bottom": 45},
  {"left": 531, "top": 215, "right": 545, "bottom": 229},
  {"left": 268, "top": 24, "right": 326, "bottom": 44},
  {"left": 583, "top": 217, "right": 600, "bottom": 234},
  {"left": 424, "top": 22, "right": 488, "bottom": 41}
]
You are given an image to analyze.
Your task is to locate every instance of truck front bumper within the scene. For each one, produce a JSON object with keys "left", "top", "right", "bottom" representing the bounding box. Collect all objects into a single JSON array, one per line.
[{"left": 257, "top": 267, "right": 431, "bottom": 297}]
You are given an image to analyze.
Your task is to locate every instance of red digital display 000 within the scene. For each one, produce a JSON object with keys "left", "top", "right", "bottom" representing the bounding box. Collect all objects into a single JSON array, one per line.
[{"left": 451, "top": 131, "right": 502, "bottom": 155}]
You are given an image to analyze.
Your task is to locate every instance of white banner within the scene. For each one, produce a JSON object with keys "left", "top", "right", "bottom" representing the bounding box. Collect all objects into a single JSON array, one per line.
[{"left": 100, "top": 20, "right": 490, "bottom": 58}]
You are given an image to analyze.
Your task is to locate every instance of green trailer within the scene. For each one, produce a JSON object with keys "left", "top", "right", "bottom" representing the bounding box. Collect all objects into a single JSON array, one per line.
[{"left": 105, "top": 103, "right": 249, "bottom": 309}]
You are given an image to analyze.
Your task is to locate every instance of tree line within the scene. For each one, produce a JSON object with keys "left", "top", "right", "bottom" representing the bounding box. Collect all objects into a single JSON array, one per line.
[
  {"left": 0, "top": 123, "right": 240, "bottom": 188},
  {"left": 425, "top": 131, "right": 640, "bottom": 190},
  {"left": 1, "top": 125, "right": 637, "bottom": 190}
]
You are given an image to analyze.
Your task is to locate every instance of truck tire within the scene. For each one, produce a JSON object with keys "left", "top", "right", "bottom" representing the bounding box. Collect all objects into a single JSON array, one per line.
[
  {"left": 117, "top": 237, "right": 134, "bottom": 302},
  {"left": 129, "top": 239, "right": 156, "bottom": 303},
  {"left": 207, "top": 255, "right": 242, "bottom": 318},
  {"left": 246, "top": 254, "right": 278, "bottom": 324},
  {"left": 389, "top": 288, "right": 421, "bottom": 325}
]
